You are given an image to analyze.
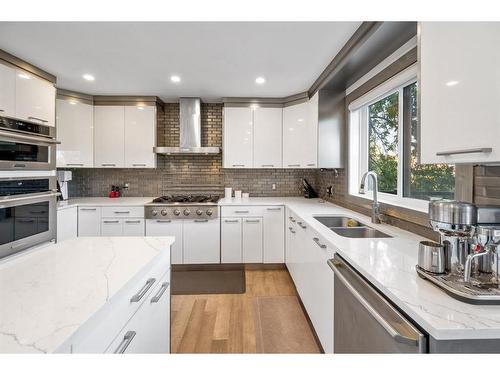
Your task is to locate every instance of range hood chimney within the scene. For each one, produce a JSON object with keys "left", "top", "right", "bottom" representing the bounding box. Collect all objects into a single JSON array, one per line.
[{"left": 154, "top": 97, "right": 220, "bottom": 155}]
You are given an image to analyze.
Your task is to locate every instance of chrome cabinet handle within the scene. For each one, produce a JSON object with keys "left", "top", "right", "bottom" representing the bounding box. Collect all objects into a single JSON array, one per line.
[
  {"left": 261, "top": 164, "right": 274, "bottom": 167},
  {"left": 266, "top": 207, "right": 281, "bottom": 211},
  {"left": 288, "top": 164, "right": 300, "bottom": 167},
  {"left": 245, "top": 219, "right": 260, "bottom": 223},
  {"left": 151, "top": 282, "right": 169, "bottom": 303},
  {"left": 297, "top": 221, "right": 307, "bottom": 229},
  {"left": 156, "top": 219, "right": 171, "bottom": 223},
  {"left": 17, "top": 218, "right": 35, "bottom": 223},
  {"left": 125, "top": 220, "right": 141, "bottom": 224},
  {"left": 101, "top": 163, "right": 116, "bottom": 167},
  {"left": 224, "top": 219, "right": 239, "bottom": 223},
  {"left": 28, "top": 116, "right": 48, "bottom": 123},
  {"left": 103, "top": 220, "right": 120, "bottom": 224},
  {"left": 114, "top": 331, "right": 136, "bottom": 354},
  {"left": 132, "top": 163, "right": 146, "bottom": 167},
  {"left": 66, "top": 163, "right": 84, "bottom": 166},
  {"left": 312, "top": 237, "right": 327, "bottom": 249},
  {"left": 79, "top": 208, "right": 97, "bottom": 211},
  {"left": 232, "top": 164, "right": 245, "bottom": 167},
  {"left": 13, "top": 163, "right": 26, "bottom": 168},
  {"left": 288, "top": 216, "right": 296, "bottom": 223},
  {"left": 114, "top": 211, "right": 130, "bottom": 214},
  {"left": 194, "top": 219, "right": 208, "bottom": 223},
  {"left": 307, "top": 163, "right": 316, "bottom": 167},
  {"left": 234, "top": 210, "right": 249, "bottom": 214},
  {"left": 288, "top": 226, "right": 296, "bottom": 234},
  {"left": 436, "top": 147, "right": 492, "bottom": 156},
  {"left": 130, "top": 278, "right": 156, "bottom": 302}
]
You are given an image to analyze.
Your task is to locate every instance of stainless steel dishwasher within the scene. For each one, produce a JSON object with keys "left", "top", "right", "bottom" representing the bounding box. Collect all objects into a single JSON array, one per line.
[{"left": 329, "top": 254, "right": 428, "bottom": 353}]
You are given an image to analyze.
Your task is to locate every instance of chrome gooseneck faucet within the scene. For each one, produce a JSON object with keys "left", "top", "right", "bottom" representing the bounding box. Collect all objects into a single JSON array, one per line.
[{"left": 359, "top": 171, "right": 381, "bottom": 224}]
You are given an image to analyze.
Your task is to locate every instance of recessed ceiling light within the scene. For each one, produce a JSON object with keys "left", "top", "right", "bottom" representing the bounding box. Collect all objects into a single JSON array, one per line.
[
  {"left": 446, "top": 80, "right": 459, "bottom": 87},
  {"left": 83, "top": 74, "right": 95, "bottom": 81},
  {"left": 171, "top": 75, "right": 181, "bottom": 83},
  {"left": 18, "top": 73, "right": 30, "bottom": 79},
  {"left": 255, "top": 76, "right": 266, "bottom": 85}
]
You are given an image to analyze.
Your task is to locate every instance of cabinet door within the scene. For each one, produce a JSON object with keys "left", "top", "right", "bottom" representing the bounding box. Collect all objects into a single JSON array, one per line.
[
  {"left": 253, "top": 107, "right": 282, "bottom": 168},
  {"left": 124, "top": 106, "right": 156, "bottom": 168},
  {"left": 221, "top": 218, "right": 242, "bottom": 263},
  {"left": 78, "top": 207, "right": 101, "bottom": 236},
  {"left": 107, "top": 273, "right": 170, "bottom": 354},
  {"left": 420, "top": 22, "right": 500, "bottom": 164},
  {"left": 223, "top": 107, "right": 253, "bottom": 168},
  {"left": 0, "top": 63, "right": 15, "bottom": 118},
  {"left": 263, "top": 206, "right": 285, "bottom": 263},
  {"left": 146, "top": 219, "right": 183, "bottom": 264},
  {"left": 183, "top": 219, "right": 220, "bottom": 264},
  {"left": 94, "top": 106, "right": 125, "bottom": 168},
  {"left": 123, "top": 219, "right": 145, "bottom": 236},
  {"left": 15, "top": 70, "right": 56, "bottom": 126},
  {"left": 57, "top": 207, "right": 78, "bottom": 242},
  {"left": 101, "top": 219, "right": 123, "bottom": 236},
  {"left": 242, "top": 217, "right": 263, "bottom": 263},
  {"left": 56, "top": 99, "right": 94, "bottom": 168},
  {"left": 283, "top": 100, "right": 317, "bottom": 168}
]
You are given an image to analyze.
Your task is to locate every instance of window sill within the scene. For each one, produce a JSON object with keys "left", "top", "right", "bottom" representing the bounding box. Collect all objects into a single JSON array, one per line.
[{"left": 349, "top": 191, "right": 429, "bottom": 213}]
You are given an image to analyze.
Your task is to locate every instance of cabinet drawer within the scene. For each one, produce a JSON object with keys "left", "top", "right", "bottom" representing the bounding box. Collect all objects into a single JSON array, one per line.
[
  {"left": 101, "top": 206, "right": 144, "bottom": 218},
  {"left": 221, "top": 206, "right": 266, "bottom": 217},
  {"left": 78, "top": 206, "right": 102, "bottom": 236}
]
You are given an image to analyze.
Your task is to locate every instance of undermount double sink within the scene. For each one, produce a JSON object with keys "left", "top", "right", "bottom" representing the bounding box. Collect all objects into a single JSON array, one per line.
[{"left": 314, "top": 216, "right": 392, "bottom": 238}]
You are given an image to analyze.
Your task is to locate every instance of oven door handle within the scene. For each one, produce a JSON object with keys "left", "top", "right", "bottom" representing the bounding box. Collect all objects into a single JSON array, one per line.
[
  {"left": 0, "top": 129, "right": 60, "bottom": 145},
  {"left": 0, "top": 191, "right": 60, "bottom": 206}
]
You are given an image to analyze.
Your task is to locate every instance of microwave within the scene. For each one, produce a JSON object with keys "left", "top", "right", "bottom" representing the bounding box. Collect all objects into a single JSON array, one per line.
[
  {"left": 0, "top": 176, "right": 58, "bottom": 259},
  {"left": 0, "top": 116, "right": 58, "bottom": 171}
]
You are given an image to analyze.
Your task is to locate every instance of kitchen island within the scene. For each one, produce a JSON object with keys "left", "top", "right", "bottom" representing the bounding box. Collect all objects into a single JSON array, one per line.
[{"left": 0, "top": 236, "right": 173, "bottom": 353}]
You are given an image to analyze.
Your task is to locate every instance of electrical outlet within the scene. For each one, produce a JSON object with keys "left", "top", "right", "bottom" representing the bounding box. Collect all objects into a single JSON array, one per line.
[
  {"left": 272, "top": 183, "right": 276, "bottom": 190},
  {"left": 326, "top": 186, "right": 334, "bottom": 196}
]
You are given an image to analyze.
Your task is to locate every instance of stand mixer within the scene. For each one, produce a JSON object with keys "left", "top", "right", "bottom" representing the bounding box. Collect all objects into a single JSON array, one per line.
[{"left": 417, "top": 200, "right": 500, "bottom": 304}]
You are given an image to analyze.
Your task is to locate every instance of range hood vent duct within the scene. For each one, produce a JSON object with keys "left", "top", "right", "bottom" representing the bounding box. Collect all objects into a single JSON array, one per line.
[{"left": 154, "top": 97, "right": 220, "bottom": 155}]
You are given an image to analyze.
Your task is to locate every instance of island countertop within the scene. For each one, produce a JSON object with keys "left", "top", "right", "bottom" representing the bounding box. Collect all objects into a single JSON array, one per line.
[{"left": 0, "top": 236, "right": 173, "bottom": 353}]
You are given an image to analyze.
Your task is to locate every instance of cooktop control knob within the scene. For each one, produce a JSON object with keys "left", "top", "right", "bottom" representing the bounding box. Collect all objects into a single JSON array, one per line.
[
  {"left": 173, "top": 209, "right": 181, "bottom": 216},
  {"left": 151, "top": 209, "right": 158, "bottom": 216},
  {"left": 183, "top": 209, "right": 191, "bottom": 216},
  {"left": 206, "top": 209, "right": 213, "bottom": 216},
  {"left": 161, "top": 209, "right": 168, "bottom": 216},
  {"left": 196, "top": 209, "right": 203, "bottom": 216}
]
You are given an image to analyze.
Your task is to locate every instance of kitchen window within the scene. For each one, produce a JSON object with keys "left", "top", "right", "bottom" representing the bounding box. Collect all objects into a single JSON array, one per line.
[{"left": 348, "top": 65, "right": 455, "bottom": 212}]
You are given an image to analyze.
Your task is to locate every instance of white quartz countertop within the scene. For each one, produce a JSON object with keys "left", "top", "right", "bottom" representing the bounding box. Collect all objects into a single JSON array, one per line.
[
  {"left": 0, "top": 236, "right": 173, "bottom": 353},
  {"left": 57, "top": 197, "right": 155, "bottom": 210}
]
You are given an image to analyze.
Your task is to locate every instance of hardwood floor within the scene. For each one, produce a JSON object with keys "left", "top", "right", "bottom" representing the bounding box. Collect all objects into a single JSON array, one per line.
[{"left": 171, "top": 269, "right": 321, "bottom": 353}]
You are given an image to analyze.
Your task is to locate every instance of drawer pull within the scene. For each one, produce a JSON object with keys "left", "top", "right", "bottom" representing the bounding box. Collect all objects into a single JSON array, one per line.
[
  {"left": 289, "top": 216, "right": 296, "bottom": 223},
  {"left": 267, "top": 207, "right": 281, "bottom": 211},
  {"left": 234, "top": 210, "right": 249, "bottom": 214},
  {"left": 151, "top": 282, "right": 170, "bottom": 303},
  {"left": 125, "top": 220, "right": 141, "bottom": 224},
  {"left": 261, "top": 164, "right": 274, "bottom": 167},
  {"left": 103, "top": 220, "right": 120, "bottom": 224},
  {"left": 232, "top": 164, "right": 245, "bottom": 167},
  {"left": 288, "top": 164, "right": 300, "bottom": 167},
  {"left": 28, "top": 116, "right": 48, "bottom": 123},
  {"left": 313, "top": 237, "right": 327, "bottom": 249},
  {"left": 101, "top": 163, "right": 116, "bottom": 167},
  {"left": 114, "top": 211, "right": 130, "bottom": 214},
  {"left": 194, "top": 219, "right": 208, "bottom": 223},
  {"left": 13, "top": 163, "right": 26, "bottom": 168},
  {"left": 224, "top": 219, "right": 239, "bottom": 223},
  {"left": 156, "top": 219, "right": 171, "bottom": 223},
  {"left": 436, "top": 147, "right": 492, "bottom": 156},
  {"left": 307, "top": 163, "right": 316, "bottom": 167},
  {"left": 130, "top": 278, "right": 156, "bottom": 302},
  {"left": 132, "top": 163, "right": 146, "bottom": 167},
  {"left": 114, "top": 331, "right": 136, "bottom": 354},
  {"left": 245, "top": 219, "right": 260, "bottom": 223},
  {"left": 288, "top": 226, "right": 296, "bottom": 234},
  {"left": 66, "top": 163, "right": 84, "bottom": 166},
  {"left": 80, "top": 208, "right": 97, "bottom": 211},
  {"left": 297, "top": 221, "right": 307, "bottom": 229}
]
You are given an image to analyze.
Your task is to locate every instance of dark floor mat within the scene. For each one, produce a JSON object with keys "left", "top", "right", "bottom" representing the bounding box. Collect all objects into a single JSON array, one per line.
[{"left": 171, "top": 268, "right": 246, "bottom": 295}]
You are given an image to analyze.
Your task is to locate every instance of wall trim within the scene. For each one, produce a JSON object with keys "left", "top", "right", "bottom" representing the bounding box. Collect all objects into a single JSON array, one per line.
[
  {"left": 56, "top": 89, "right": 94, "bottom": 105},
  {"left": 93, "top": 95, "right": 164, "bottom": 107},
  {"left": 0, "top": 48, "right": 57, "bottom": 84}
]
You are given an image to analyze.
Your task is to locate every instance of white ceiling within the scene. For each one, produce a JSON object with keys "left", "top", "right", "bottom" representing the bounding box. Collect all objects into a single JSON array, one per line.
[{"left": 0, "top": 22, "right": 361, "bottom": 101}]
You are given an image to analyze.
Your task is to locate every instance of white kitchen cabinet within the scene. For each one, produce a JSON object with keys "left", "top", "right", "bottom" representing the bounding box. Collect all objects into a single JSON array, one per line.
[
  {"left": 56, "top": 99, "right": 94, "bottom": 168},
  {"left": 263, "top": 206, "right": 285, "bottom": 263},
  {"left": 15, "top": 70, "right": 56, "bottom": 126},
  {"left": 146, "top": 219, "right": 183, "bottom": 264},
  {"left": 221, "top": 217, "right": 242, "bottom": 263},
  {"left": 223, "top": 107, "right": 253, "bottom": 168},
  {"left": 283, "top": 98, "right": 318, "bottom": 168},
  {"left": 78, "top": 206, "right": 102, "bottom": 236},
  {"left": 94, "top": 106, "right": 125, "bottom": 168},
  {"left": 183, "top": 219, "right": 221, "bottom": 264},
  {"left": 0, "top": 63, "right": 15, "bottom": 118},
  {"left": 242, "top": 217, "right": 263, "bottom": 263},
  {"left": 57, "top": 207, "right": 78, "bottom": 242},
  {"left": 419, "top": 22, "right": 500, "bottom": 164},
  {"left": 123, "top": 219, "right": 145, "bottom": 236},
  {"left": 124, "top": 106, "right": 156, "bottom": 168},
  {"left": 253, "top": 107, "right": 283, "bottom": 168},
  {"left": 106, "top": 272, "right": 170, "bottom": 354},
  {"left": 101, "top": 219, "right": 123, "bottom": 236}
]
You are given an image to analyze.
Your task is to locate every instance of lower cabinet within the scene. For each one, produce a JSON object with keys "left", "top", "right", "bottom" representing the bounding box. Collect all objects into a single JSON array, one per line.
[
  {"left": 77, "top": 206, "right": 145, "bottom": 237},
  {"left": 78, "top": 206, "right": 102, "bottom": 236},
  {"left": 146, "top": 219, "right": 183, "bottom": 264},
  {"left": 221, "top": 218, "right": 242, "bottom": 263},
  {"left": 101, "top": 218, "right": 146, "bottom": 236},
  {"left": 183, "top": 219, "right": 221, "bottom": 264},
  {"left": 57, "top": 207, "right": 78, "bottom": 242},
  {"left": 242, "top": 218, "right": 263, "bottom": 263}
]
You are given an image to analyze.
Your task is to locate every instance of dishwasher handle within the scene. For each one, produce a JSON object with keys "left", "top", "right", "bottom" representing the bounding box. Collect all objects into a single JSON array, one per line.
[{"left": 329, "top": 258, "right": 422, "bottom": 348}]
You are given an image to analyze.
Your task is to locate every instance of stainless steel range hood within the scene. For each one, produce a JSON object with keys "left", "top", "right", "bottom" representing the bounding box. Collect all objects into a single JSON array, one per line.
[{"left": 154, "top": 97, "right": 220, "bottom": 155}]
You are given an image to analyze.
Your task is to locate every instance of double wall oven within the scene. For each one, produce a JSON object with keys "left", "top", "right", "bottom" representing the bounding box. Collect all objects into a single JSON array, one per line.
[{"left": 0, "top": 116, "right": 59, "bottom": 258}]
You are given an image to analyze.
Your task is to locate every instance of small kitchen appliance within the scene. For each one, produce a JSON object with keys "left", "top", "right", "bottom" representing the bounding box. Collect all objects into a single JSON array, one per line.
[
  {"left": 417, "top": 241, "right": 445, "bottom": 274},
  {"left": 56, "top": 170, "right": 72, "bottom": 201},
  {"left": 302, "top": 178, "right": 318, "bottom": 199}
]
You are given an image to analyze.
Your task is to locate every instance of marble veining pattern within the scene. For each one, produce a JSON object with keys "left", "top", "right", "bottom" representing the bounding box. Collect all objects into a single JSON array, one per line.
[{"left": 0, "top": 236, "right": 173, "bottom": 353}]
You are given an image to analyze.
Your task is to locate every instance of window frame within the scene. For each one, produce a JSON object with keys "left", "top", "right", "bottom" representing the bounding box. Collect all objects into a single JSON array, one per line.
[{"left": 348, "top": 64, "right": 445, "bottom": 213}]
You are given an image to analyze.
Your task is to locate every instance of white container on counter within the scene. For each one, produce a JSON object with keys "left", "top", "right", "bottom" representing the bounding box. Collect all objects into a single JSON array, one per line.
[
  {"left": 224, "top": 187, "right": 233, "bottom": 198},
  {"left": 234, "top": 190, "right": 242, "bottom": 199}
]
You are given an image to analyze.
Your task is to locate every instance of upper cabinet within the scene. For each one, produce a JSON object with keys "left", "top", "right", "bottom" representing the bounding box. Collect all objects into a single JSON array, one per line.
[
  {"left": 15, "top": 70, "right": 56, "bottom": 126},
  {"left": 253, "top": 107, "right": 283, "bottom": 168},
  {"left": 419, "top": 22, "right": 500, "bottom": 164},
  {"left": 56, "top": 99, "right": 94, "bottom": 168},
  {"left": 223, "top": 107, "right": 253, "bottom": 168},
  {"left": 124, "top": 106, "right": 156, "bottom": 168},
  {"left": 94, "top": 106, "right": 126, "bottom": 168},
  {"left": 283, "top": 96, "right": 318, "bottom": 168},
  {"left": 0, "top": 63, "right": 15, "bottom": 118}
]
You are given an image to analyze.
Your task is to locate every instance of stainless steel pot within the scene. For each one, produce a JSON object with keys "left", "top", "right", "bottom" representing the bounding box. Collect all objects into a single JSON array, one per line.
[{"left": 418, "top": 241, "right": 446, "bottom": 274}]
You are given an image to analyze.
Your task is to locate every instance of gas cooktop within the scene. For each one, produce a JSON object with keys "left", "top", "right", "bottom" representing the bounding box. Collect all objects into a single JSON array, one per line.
[
  {"left": 151, "top": 195, "right": 219, "bottom": 204},
  {"left": 145, "top": 195, "right": 220, "bottom": 220}
]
